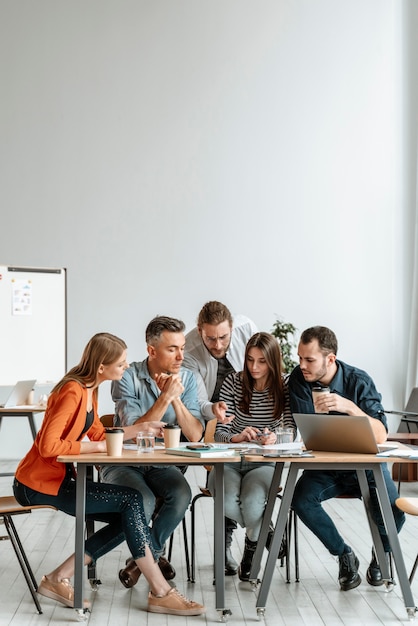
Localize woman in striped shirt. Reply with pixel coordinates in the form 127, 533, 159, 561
208, 332, 294, 581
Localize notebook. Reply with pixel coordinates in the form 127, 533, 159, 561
293, 412, 385, 454
0, 380, 37, 408
165, 446, 237, 458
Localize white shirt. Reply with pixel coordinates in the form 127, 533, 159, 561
183, 314, 258, 420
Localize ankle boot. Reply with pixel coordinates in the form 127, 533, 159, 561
238, 536, 257, 582
225, 521, 238, 575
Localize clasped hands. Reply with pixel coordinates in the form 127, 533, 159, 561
155, 373, 184, 402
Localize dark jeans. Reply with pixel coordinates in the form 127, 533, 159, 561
13, 476, 157, 564
100, 464, 191, 556
292, 465, 405, 555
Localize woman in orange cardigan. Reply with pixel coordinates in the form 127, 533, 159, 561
13, 332, 204, 617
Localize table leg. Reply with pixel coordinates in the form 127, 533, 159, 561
0, 412, 38, 477
27, 413, 37, 440
256, 464, 299, 613
250, 462, 284, 581
356, 469, 391, 581
74, 464, 87, 613
213, 462, 230, 619
372, 464, 416, 617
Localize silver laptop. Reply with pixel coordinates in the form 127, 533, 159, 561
0, 379, 37, 408
293, 412, 380, 454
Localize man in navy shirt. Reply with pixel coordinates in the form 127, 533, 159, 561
288, 326, 404, 591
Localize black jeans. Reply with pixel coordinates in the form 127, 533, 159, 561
13, 476, 157, 563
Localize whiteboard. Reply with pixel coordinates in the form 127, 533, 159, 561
0, 265, 67, 385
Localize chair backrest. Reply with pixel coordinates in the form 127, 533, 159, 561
100, 414, 115, 428
204, 418, 217, 443
406, 388, 418, 413
202, 418, 217, 473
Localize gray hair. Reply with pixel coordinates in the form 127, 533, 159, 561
145, 316, 186, 346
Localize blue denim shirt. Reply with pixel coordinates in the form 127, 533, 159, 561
288, 359, 388, 430
111, 358, 203, 431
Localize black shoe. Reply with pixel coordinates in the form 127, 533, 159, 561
265, 524, 287, 560
238, 537, 257, 582
366, 549, 384, 586
157, 556, 176, 580
338, 550, 361, 591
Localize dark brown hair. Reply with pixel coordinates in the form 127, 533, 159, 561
300, 326, 338, 355
240, 332, 285, 418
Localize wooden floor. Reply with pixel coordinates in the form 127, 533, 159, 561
1, 459, 418, 626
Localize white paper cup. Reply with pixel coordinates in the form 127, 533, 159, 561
312, 386, 330, 413
163, 425, 181, 448
136, 431, 155, 453
105, 427, 124, 456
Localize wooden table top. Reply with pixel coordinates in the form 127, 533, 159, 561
57, 447, 241, 465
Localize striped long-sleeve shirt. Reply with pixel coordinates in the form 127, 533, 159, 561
214, 371, 294, 443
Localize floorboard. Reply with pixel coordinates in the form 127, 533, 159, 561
1, 459, 418, 625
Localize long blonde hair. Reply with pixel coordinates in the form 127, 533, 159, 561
52, 332, 127, 396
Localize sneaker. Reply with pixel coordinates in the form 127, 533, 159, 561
147, 588, 205, 616
38, 575, 91, 609
338, 550, 361, 591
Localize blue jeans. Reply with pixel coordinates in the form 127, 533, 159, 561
100, 464, 191, 556
13, 476, 157, 564
208, 459, 275, 542
292, 466, 405, 555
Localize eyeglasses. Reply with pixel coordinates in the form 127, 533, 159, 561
201, 333, 231, 345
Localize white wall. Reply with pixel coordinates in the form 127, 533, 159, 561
0, 0, 415, 458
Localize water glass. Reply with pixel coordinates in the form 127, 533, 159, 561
276, 427, 294, 444
136, 431, 155, 453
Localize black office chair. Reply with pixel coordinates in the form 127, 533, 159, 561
386, 388, 418, 433
385, 389, 418, 491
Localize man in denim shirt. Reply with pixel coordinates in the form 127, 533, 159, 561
289, 326, 405, 591
101, 316, 204, 586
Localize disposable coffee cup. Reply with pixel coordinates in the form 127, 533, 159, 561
136, 431, 155, 453
312, 386, 330, 413
276, 427, 294, 444
105, 427, 124, 456
163, 424, 181, 448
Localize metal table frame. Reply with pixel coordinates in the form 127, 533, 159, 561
0, 407, 45, 477
248, 454, 417, 621
57, 449, 240, 621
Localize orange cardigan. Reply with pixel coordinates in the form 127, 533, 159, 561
15, 381, 105, 495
